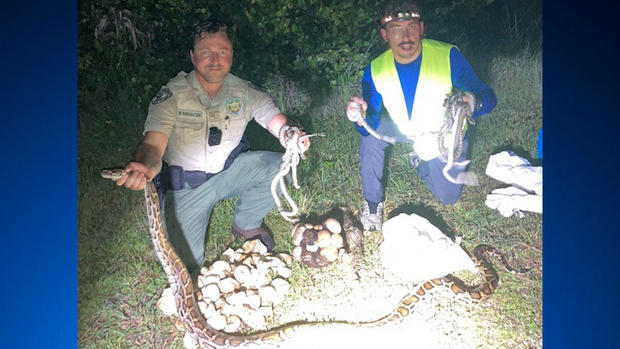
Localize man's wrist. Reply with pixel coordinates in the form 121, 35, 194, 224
464, 92, 483, 113
133, 143, 162, 174
278, 124, 301, 148
475, 93, 483, 112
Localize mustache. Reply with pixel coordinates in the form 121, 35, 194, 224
399, 41, 415, 47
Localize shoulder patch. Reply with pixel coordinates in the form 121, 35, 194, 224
151, 87, 173, 104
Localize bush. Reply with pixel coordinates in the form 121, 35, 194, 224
489, 49, 542, 108
262, 73, 311, 116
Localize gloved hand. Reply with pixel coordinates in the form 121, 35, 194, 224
346, 96, 367, 124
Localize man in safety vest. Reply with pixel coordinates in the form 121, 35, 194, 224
112, 20, 310, 275
347, 1, 496, 231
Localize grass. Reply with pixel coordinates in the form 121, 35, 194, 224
78, 46, 542, 348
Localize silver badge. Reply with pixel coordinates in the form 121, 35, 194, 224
151, 87, 173, 104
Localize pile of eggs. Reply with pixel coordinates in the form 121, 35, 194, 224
291, 218, 345, 268
157, 239, 293, 333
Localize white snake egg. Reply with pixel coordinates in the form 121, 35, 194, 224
292, 246, 302, 260
320, 246, 339, 262
330, 233, 344, 248
316, 229, 332, 248
291, 224, 304, 244
324, 218, 342, 234
232, 264, 251, 284
292, 228, 304, 246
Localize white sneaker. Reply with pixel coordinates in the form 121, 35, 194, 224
408, 151, 421, 168
360, 201, 383, 231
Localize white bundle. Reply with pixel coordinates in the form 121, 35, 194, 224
380, 213, 476, 283
484, 151, 542, 217
485, 151, 542, 195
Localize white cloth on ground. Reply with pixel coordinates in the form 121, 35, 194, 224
484, 151, 542, 217
485, 186, 542, 218
485, 151, 542, 195
380, 213, 477, 283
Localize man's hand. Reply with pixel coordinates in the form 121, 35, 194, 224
267, 113, 311, 152
298, 130, 311, 153
115, 162, 158, 191
462, 92, 476, 114
346, 96, 367, 126
116, 131, 167, 191
279, 125, 311, 152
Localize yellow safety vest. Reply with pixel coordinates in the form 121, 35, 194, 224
370, 39, 455, 160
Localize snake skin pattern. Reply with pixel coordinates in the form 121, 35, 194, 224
101, 169, 515, 348
439, 88, 475, 161
340, 207, 364, 272
438, 88, 479, 185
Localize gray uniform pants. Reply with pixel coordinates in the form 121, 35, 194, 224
360, 118, 469, 206
163, 151, 282, 274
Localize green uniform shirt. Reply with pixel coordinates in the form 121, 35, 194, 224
145, 71, 280, 173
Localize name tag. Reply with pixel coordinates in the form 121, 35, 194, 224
208, 110, 222, 121
178, 109, 202, 118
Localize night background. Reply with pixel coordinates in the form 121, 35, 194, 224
2, 0, 582, 348
76, 0, 547, 348
3, 0, 620, 348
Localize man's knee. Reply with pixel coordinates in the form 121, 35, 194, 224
430, 180, 462, 205
237, 151, 282, 180
257, 151, 282, 169
417, 160, 462, 205
437, 191, 460, 205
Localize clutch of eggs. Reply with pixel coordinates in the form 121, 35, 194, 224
156, 239, 294, 334
291, 217, 345, 265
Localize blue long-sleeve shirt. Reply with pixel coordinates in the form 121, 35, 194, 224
355, 47, 497, 136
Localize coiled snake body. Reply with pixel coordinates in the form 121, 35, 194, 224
101, 169, 517, 348
438, 89, 478, 185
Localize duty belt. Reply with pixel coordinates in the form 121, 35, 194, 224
153, 137, 250, 204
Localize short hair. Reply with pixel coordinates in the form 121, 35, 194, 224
381, 1, 422, 26
191, 20, 231, 46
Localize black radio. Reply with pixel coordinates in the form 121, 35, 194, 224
208, 126, 222, 146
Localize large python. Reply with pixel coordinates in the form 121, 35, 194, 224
101, 168, 519, 348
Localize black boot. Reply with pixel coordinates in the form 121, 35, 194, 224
231, 222, 275, 251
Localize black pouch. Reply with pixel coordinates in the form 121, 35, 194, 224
151, 162, 169, 208
162, 135, 250, 192
167, 165, 208, 190
208, 127, 222, 146
166, 165, 185, 190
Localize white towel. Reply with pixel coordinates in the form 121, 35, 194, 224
485, 151, 542, 195
484, 151, 543, 217
485, 186, 542, 217
380, 213, 477, 283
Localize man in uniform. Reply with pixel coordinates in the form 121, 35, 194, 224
114, 20, 310, 275
347, 1, 496, 231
